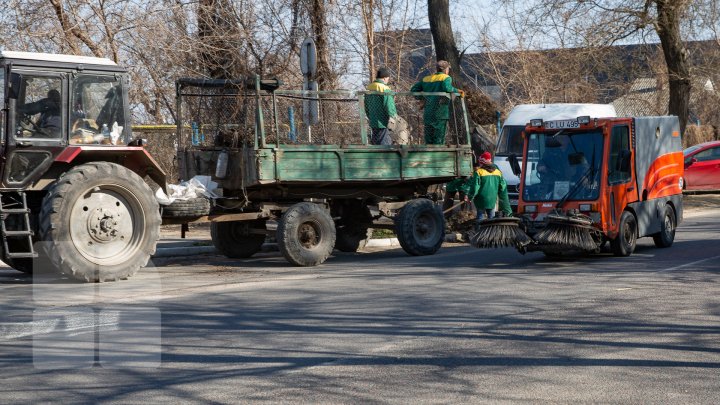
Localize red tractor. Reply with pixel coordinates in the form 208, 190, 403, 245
1, 51, 164, 281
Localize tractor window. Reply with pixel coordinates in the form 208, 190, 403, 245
70, 75, 126, 145
608, 125, 631, 184
15, 75, 64, 139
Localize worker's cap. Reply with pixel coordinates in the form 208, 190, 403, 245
478, 151, 492, 165
436, 60, 450, 71
376, 67, 392, 79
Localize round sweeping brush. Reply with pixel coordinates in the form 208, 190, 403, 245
469, 217, 533, 249
533, 214, 597, 251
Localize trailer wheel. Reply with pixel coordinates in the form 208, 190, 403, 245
395, 198, 444, 256
652, 205, 676, 248
333, 202, 372, 252
610, 211, 637, 257
211, 220, 266, 258
335, 227, 372, 252
277, 202, 335, 266
38, 162, 161, 282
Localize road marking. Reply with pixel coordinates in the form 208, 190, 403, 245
1, 311, 121, 341
657, 254, 720, 273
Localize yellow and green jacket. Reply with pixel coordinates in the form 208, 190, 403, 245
365, 80, 397, 129
410, 73, 459, 122
447, 164, 512, 214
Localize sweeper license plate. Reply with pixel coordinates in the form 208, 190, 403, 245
545, 119, 580, 129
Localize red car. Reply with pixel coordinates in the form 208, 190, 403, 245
684, 140, 720, 191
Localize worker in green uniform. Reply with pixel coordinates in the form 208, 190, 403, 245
364, 67, 397, 145
410, 60, 464, 144
447, 151, 511, 220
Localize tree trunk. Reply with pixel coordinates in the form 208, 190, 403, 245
309, 0, 335, 89
361, 0, 376, 81
427, 0, 499, 144
656, 0, 691, 134
427, 0, 462, 86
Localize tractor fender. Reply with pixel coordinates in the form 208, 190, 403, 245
30, 146, 167, 192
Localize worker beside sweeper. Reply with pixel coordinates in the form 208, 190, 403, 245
446, 151, 512, 221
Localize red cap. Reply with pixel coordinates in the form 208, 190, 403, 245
479, 152, 492, 161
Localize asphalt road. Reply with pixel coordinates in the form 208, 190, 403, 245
0, 207, 719, 403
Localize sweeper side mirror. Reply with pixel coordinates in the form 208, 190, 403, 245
508, 153, 521, 176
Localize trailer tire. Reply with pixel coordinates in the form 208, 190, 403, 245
38, 162, 161, 282
335, 227, 372, 252
162, 197, 211, 218
333, 202, 372, 252
611, 211, 637, 257
395, 198, 444, 256
652, 205, 676, 248
211, 220, 267, 258
277, 202, 335, 266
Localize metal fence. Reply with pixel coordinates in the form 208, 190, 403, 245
176, 80, 470, 149
177, 85, 257, 149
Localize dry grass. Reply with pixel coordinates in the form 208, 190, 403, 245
684, 124, 718, 148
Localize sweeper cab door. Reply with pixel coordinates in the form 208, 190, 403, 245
603, 121, 638, 237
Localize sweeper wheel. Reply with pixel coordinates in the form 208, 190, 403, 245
611, 211, 637, 257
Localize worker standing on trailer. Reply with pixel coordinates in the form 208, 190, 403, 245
410, 60, 463, 144
459, 152, 512, 220
365, 67, 397, 145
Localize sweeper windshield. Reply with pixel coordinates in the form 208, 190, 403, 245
522, 130, 603, 202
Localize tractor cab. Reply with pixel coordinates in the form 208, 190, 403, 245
1, 51, 133, 188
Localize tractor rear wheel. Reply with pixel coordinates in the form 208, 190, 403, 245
39, 162, 161, 282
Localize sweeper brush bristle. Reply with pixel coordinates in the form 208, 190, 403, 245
533, 215, 597, 251
469, 217, 532, 249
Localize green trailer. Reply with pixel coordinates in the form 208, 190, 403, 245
172, 77, 473, 266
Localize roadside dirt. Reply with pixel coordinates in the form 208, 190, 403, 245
683, 193, 720, 211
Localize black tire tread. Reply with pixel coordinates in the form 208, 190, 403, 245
163, 197, 211, 218
652, 204, 676, 248
277, 202, 335, 266
610, 211, 637, 257
395, 198, 444, 256
211, 220, 266, 258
